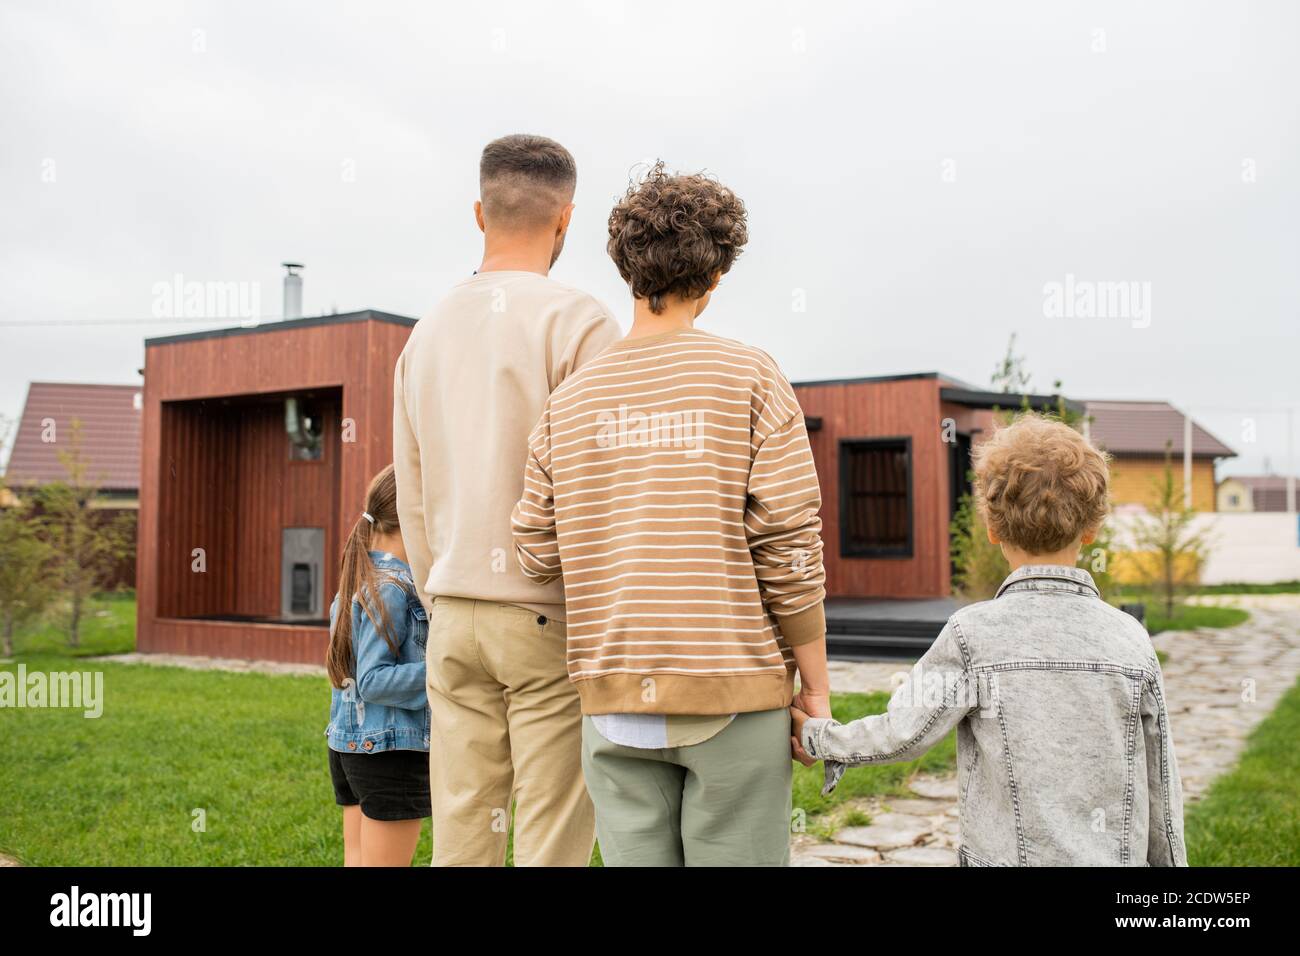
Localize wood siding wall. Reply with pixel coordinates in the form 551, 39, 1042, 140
794, 378, 950, 599
155, 400, 240, 619
1109, 455, 1218, 512
137, 318, 412, 663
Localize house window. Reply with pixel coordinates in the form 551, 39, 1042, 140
839, 437, 913, 557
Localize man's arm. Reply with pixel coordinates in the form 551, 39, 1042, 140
551, 303, 621, 387
511, 408, 561, 584
393, 350, 435, 613
1142, 661, 1188, 866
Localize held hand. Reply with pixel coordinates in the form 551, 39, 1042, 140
793, 689, 832, 720
789, 705, 816, 766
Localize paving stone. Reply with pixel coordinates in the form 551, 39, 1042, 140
907, 777, 959, 800
835, 822, 929, 849
799, 843, 883, 864
884, 798, 951, 816
885, 845, 961, 866
869, 812, 934, 830
789, 851, 839, 867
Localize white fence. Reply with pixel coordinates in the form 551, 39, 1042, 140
1109, 509, 1300, 585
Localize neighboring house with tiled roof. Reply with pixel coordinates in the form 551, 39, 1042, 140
4, 382, 142, 506
1084, 400, 1236, 512
1217, 474, 1299, 513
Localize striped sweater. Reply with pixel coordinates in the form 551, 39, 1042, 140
511, 327, 826, 716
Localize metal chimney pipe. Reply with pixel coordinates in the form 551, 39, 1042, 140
282, 262, 304, 319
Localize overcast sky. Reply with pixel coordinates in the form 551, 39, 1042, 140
2, 0, 1296, 475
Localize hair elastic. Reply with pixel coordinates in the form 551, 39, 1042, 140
361, 512, 375, 526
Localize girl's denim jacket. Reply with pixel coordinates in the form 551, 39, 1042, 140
325, 552, 430, 754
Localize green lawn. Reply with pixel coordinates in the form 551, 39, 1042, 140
1145, 604, 1249, 636
7, 590, 137, 658
1, 593, 953, 865
1190, 581, 1300, 595
0, 653, 418, 866
2, 592, 1287, 866
1, 594, 422, 866
1185, 676, 1300, 866
0, 646, 949, 865
1117, 581, 1300, 598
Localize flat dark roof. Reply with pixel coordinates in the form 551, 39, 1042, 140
144, 309, 417, 347
792, 371, 943, 388
940, 386, 1085, 416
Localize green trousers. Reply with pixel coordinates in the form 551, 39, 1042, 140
581, 707, 793, 866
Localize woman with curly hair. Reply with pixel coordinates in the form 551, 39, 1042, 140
511, 163, 831, 866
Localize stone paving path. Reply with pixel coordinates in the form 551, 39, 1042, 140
792, 594, 1300, 867
94, 651, 327, 678
1156, 594, 1300, 797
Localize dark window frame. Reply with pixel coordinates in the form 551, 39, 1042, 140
838, 436, 914, 558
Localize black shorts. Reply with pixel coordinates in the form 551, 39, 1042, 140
329, 748, 431, 821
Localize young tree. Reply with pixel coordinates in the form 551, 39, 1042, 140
35, 421, 133, 648
0, 492, 57, 657
1127, 445, 1212, 618
949, 491, 1009, 601
990, 332, 1032, 395
0, 412, 57, 656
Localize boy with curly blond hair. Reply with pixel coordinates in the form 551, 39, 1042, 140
512, 163, 831, 866
793, 413, 1187, 866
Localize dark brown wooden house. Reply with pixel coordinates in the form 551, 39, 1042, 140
793, 373, 1080, 623
136, 331, 1076, 664
136, 310, 415, 664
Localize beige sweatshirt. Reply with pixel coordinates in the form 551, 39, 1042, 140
394, 270, 622, 621
512, 327, 827, 715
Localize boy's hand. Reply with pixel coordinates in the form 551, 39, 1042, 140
790, 705, 816, 766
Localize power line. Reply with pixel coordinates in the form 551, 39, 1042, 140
0, 313, 318, 328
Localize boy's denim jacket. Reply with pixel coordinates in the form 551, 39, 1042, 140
802, 566, 1187, 866
325, 552, 431, 754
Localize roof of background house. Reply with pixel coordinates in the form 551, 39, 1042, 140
1226, 474, 1298, 512
4, 382, 142, 491
144, 308, 416, 347
1084, 400, 1236, 458
791, 371, 1083, 415
792, 370, 947, 388
1231, 475, 1298, 490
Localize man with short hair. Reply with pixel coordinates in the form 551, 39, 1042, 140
393, 134, 620, 866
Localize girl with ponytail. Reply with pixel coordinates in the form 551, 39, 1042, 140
325, 464, 431, 866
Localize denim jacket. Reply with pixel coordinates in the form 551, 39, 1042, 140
802, 566, 1187, 866
325, 552, 431, 754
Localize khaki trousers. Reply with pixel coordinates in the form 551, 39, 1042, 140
425, 596, 595, 866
